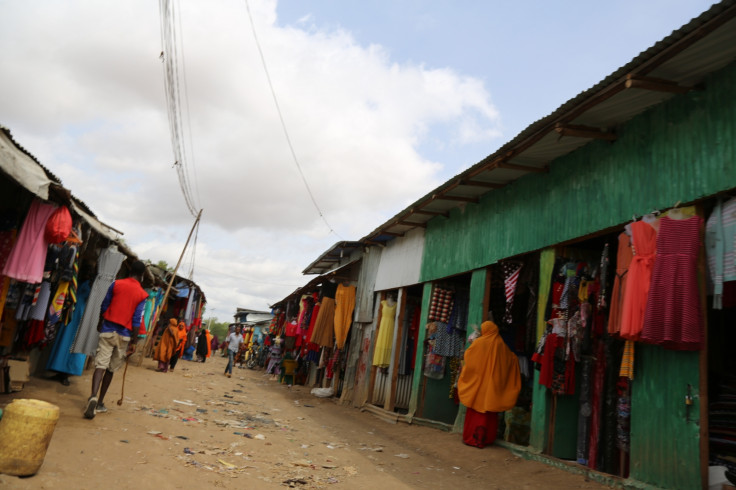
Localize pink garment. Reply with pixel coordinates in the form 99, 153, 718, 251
2, 200, 57, 283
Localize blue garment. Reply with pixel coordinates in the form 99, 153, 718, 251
47, 281, 91, 376
182, 345, 195, 361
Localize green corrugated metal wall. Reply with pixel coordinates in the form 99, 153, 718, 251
418, 59, 736, 489
630, 346, 701, 489
421, 61, 736, 282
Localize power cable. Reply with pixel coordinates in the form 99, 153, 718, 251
243, 0, 342, 239
159, 0, 200, 218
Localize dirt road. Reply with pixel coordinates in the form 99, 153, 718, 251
0, 356, 607, 489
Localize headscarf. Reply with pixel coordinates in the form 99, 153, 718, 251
457, 321, 521, 413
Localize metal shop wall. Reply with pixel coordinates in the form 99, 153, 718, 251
415, 58, 736, 490
420, 60, 736, 283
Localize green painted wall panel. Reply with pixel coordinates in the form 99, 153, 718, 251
452, 268, 490, 432
630, 345, 700, 489
409, 282, 433, 417
421, 61, 736, 283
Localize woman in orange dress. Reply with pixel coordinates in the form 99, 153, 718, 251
154, 318, 179, 372
457, 321, 521, 448
169, 321, 187, 371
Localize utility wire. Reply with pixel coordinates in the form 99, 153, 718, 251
159, 0, 200, 218
243, 0, 342, 239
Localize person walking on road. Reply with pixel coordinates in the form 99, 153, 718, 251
169, 321, 187, 371
153, 318, 180, 372
224, 325, 244, 378
84, 260, 148, 419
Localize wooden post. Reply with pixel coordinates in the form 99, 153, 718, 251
139, 209, 202, 364
386, 288, 406, 412
697, 205, 709, 490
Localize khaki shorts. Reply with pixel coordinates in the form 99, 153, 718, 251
95, 332, 130, 372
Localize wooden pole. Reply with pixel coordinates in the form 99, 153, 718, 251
139, 209, 203, 364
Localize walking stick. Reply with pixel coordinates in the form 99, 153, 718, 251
117, 358, 129, 406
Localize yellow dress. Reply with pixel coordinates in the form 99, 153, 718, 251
372, 300, 397, 367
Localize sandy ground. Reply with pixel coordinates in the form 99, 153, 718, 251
0, 356, 609, 489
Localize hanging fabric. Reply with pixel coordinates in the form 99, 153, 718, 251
502, 261, 523, 325
619, 221, 657, 341
333, 284, 356, 349
71, 245, 125, 355
372, 299, 396, 367
641, 215, 704, 350
2, 199, 57, 284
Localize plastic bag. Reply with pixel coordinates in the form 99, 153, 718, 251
310, 387, 334, 398
45, 206, 72, 244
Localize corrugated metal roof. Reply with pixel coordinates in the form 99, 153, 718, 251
361, 0, 736, 243
302, 241, 364, 275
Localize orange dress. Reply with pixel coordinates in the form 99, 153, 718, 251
619, 221, 658, 341
608, 233, 633, 335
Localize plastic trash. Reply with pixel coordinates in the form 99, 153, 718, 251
310, 387, 334, 398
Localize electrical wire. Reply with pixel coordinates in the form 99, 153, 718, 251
159, 0, 200, 218
243, 0, 342, 239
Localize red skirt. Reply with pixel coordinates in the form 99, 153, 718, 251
463, 408, 498, 448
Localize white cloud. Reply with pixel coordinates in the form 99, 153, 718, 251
0, 0, 502, 319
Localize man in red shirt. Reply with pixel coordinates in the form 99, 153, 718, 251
84, 260, 148, 419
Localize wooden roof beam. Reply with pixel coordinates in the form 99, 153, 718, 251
459, 179, 505, 189
624, 74, 695, 94
398, 221, 426, 228
555, 123, 617, 141
409, 208, 449, 217
495, 162, 548, 174
433, 194, 479, 203
380, 230, 405, 237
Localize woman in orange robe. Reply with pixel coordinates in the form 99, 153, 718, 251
168, 321, 187, 372
457, 321, 521, 448
154, 318, 179, 372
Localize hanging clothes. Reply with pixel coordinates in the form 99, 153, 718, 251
608, 233, 633, 335
705, 197, 736, 309
333, 284, 356, 349
619, 341, 635, 379
71, 246, 125, 355
502, 261, 523, 325
641, 215, 704, 350
1, 199, 57, 284
47, 280, 91, 376
372, 299, 397, 367
310, 282, 338, 348
619, 221, 657, 341
24, 280, 52, 348
428, 287, 454, 323
44, 279, 70, 344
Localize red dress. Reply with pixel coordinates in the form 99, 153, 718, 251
463, 408, 498, 448
641, 216, 704, 350
619, 221, 657, 341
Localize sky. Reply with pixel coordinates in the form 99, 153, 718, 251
0, 0, 718, 322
